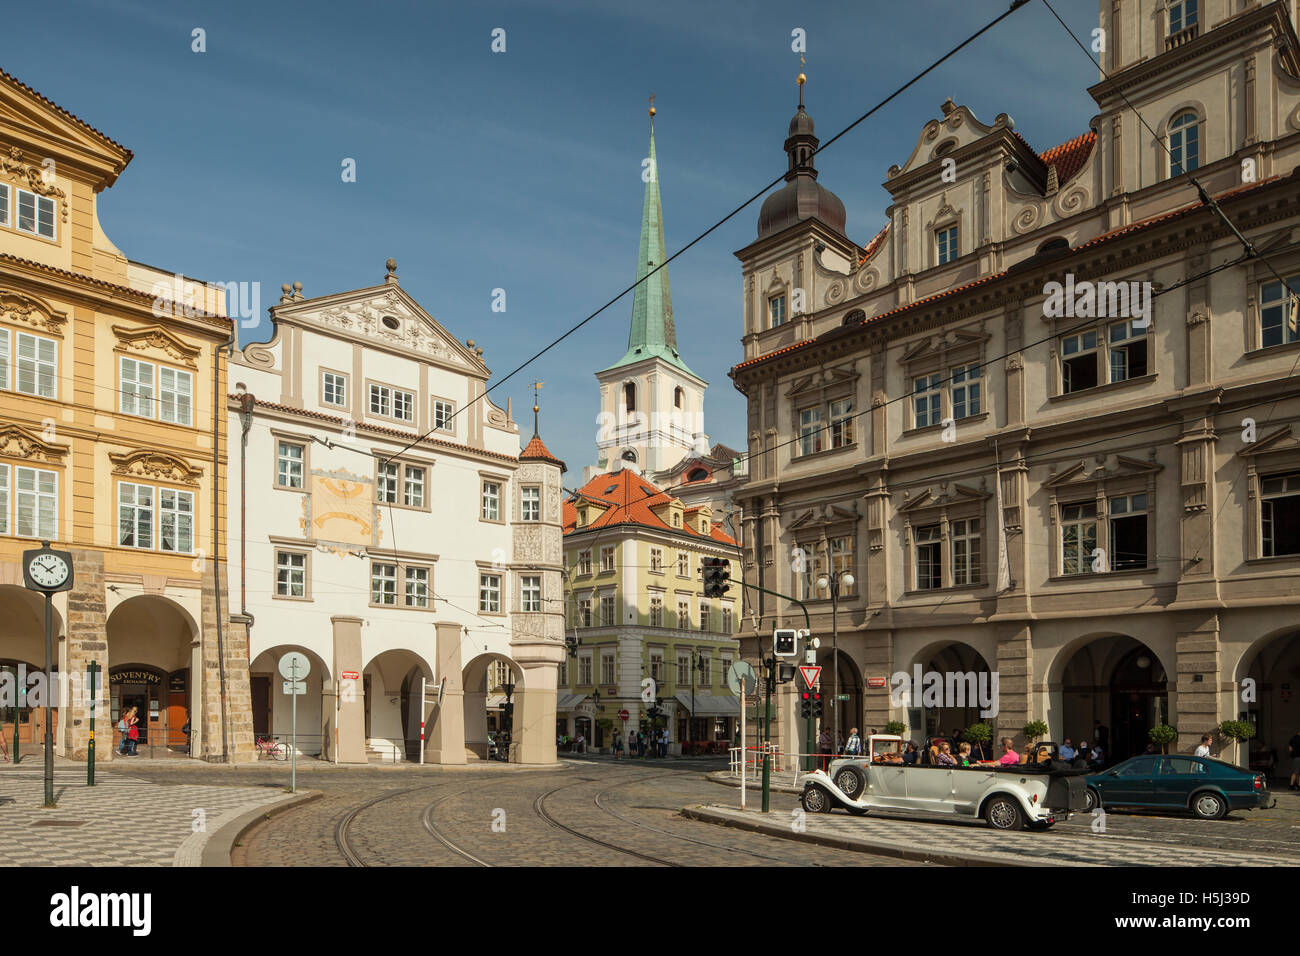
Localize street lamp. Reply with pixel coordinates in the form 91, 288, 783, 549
816, 569, 855, 749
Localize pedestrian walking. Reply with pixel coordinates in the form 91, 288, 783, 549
842, 727, 862, 757
127, 708, 140, 755
612, 731, 622, 758
1194, 735, 1213, 758
818, 728, 832, 771
1288, 729, 1300, 790
659, 729, 669, 758
636, 731, 645, 757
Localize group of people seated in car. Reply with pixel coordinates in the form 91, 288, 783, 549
867, 736, 1066, 768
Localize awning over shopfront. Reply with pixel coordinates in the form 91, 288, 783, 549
674, 692, 740, 716
556, 693, 590, 712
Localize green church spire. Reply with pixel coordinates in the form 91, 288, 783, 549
602, 110, 696, 377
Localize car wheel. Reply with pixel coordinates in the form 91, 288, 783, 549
984, 795, 1024, 831
1083, 787, 1101, 812
802, 786, 832, 814
833, 765, 867, 800
1191, 791, 1227, 820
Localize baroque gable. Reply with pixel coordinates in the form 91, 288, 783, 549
1237, 425, 1300, 458
112, 324, 202, 368
785, 363, 859, 399
108, 449, 204, 486
787, 501, 859, 532
898, 481, 989, 514
0, 289, 66, 336
1044, 454, 1163, 489
0, 422, 68, 463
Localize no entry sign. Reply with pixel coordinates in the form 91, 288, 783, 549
618, 709, 630, 721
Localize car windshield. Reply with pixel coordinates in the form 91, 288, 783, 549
870, 739, 903, 762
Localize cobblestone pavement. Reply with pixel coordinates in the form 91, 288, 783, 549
0, 767, 297, 866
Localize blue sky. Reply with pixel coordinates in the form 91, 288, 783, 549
6, 0, 1098, 475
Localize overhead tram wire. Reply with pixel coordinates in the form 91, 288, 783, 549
373, 0, 1037, 471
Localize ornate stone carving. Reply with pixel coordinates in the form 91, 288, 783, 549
241, 343, 275, 369
853, 268, 879, 294
0, 146, 69, 223
108, 449, 204, 485
824, 278, 846, 305
1012, 204, 1041, 235
112, 324, 201, 368
0, 423, 68, 462
0, 291, 66, 336
1054, 184, 1089, 218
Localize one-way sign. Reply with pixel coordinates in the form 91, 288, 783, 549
798, 665, 821, 688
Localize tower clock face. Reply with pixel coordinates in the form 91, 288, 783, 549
28, 553, 70, 589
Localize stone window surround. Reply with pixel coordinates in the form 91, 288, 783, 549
479, 470, 508, 524
431, 394, 456, 434
928, 207, 964, 270
788, 365, 860, 460
1242, 436, 1300, 564
271, 428, 311, 491
1042, 306, 1158, 400
269, 535, 313, 601
474, 560, 506, 616
901, 501, 986, 594
793, 524, 859, 602
365, 377, 416, 425
649, 545, 665, 575
367, 556, 435, 611
1243, 255, 1300, 354
520, 483, 542, 523
899, 324, 987, 434
320, 366, 349, 409
518, 571, 543, 613
1155, 101, 1207, 179
372, 449, 434, 512
1046, 471, 1158, 580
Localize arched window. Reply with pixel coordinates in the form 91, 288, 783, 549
1168, 111, 1200, 177
1037, 237, 1070, 254
623, 382, 636, 413
674, 386, 684, 409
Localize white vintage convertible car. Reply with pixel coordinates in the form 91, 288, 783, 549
801, 735, 1089, 830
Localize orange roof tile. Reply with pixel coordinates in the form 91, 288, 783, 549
520, 435, 566, 470
563, 470, 739, 546
1039, 131, 1096, 185
857, 224, 890, 265
0, 68, 132, 158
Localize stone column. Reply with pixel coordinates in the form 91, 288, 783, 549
425, 620, 466, 765
224, 613, 256, 763
1175, 612, 1220, 754
331, 615, 367, 764
861, 627, 893, 732
64, 549, 108, 761
514, 657, 561, 764
995, 624, 1034, 750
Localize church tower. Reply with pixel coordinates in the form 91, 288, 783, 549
591, 104, 708, 479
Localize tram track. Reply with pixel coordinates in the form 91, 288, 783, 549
532, 771, 686, 866
334, 784, 436, 867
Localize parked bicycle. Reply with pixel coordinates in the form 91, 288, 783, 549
255, 735, 288, 761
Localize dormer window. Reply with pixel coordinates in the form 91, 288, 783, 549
1168, 0, 1197, 35
936, 225, 959, 265
769, 294, 787, 328
1168, 111, 1200, 177
16, 189, 56, 240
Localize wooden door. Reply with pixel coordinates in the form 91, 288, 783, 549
165, 670, 188, 748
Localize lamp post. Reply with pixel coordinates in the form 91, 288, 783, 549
502, 676, 515, 761
815, 569, 855, 748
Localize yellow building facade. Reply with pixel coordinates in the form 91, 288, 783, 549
0, 69, 252, 760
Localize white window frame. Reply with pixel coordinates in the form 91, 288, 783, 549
1060, 501, 1099, 575
0, 464, 8, 535
117, 481, 153, 550
915, 524, 942, 590
275, 550, 307, 598
649, 547, 664, 573
1060, 330, 1100, 394
1108, 493, 1149, 570
158, 365, 193, 425
479, 573, 502, 613
522, 486, 541, 522
15, 466, 57, 540
1259, 275, 1300, 349
1168, 0, 1197, 35
15, 188, 56, 240
16, 332, 57, 400
371, 562, 398, 606
1261, 473, 1300, 558
950, 363, 981, 420
120, 356, 154, 417
276, 441, 305, 489
577, 549, 592, 576
376, 460, 399, 503
520, 575, 542, 613
321, 370, 347, 407
936, 225, 959, 265
1168, 111, 1200, 177
769, 294, 787, 328
798, 406, 823, 456
829, 398, 854, 449
158, 487, 195, 554
0, 183, 9, 228
1108, 320, 1148, 383
950, 518, 981, 586
481, 480, 501, 520
913, 373, 942, 428
432, 399, 455, 432
403, 465, 425, 508
599, 545, 616, 573
404, 565, 430, 608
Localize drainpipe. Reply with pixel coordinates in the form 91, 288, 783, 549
236, 389, 254, 616
213, 329, 235, 761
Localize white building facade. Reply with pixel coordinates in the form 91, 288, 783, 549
227, 260, 564, 764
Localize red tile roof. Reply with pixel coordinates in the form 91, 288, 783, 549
1040, 131, 1096, 186
732, 172, 1287, 376
0, 67, 132, 158
520, 435, 566, 470
563, 469, 739, 546
857, 224, 890, 265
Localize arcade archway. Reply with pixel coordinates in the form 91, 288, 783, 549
1055, 634, 1169, 763
909, 641, 996, 746
815, 646, 862, 748
0, 585, 61, 751
107, 594, 196, 753
1235, 629, 1300, 774
249, 645, 330, 756
463, 653, 524, 761
363, 648, 433, 761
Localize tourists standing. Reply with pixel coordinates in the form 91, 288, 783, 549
843, 727, 862, 757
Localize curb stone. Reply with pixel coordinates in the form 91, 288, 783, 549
196, 790, 324, 867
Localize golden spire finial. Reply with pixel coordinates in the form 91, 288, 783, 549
797, 53, 806, 107
531, 380, 544, 436
648, 92, 656, 119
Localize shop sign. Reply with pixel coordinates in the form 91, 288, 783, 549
866, 677, 887, 688
110, 670, 162, 685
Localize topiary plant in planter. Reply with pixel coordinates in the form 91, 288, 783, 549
883, 720, 906, 737
1218, 719, 1255, 766
965, 722, 993, 760
1023, 721, 1049, 750
1148, 723, 1177, 754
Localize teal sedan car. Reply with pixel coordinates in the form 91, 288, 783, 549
1083, 754, 1275, 819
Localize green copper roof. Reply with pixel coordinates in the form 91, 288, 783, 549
601, 123, 696, 377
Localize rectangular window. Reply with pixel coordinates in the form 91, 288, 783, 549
479, 573, 502, 612
676, 551, 689, 577
322, 371, 347, 407
481, 480, 500, 520
951, 518, 981, 586
677, 600, 691, 629
798, 406, 823, 456
1108, 321, 1148, 383
699, 602, 711, 632
599, 594, 616, 626
0, 464, 8, 535
371, 562, 398, 605
578, 655, 593, 686
376, 461, 398, 503
915, 524, 942, 590
649, 547, 663, 573
649, 651, 664, 682
0, 329, 8, 390
1061, 330, 1099, 393
698, 654, 712, 686
369, 383, 391, 418
600, 545, 616, 572
951, 363, 981, 419
600, 653, 616, 685
1168, 0, 1197, 33
577, 597, 592, 627
158, 366, 193, 425
277, 441, 305, 489
158, 488, 194, 553
522, 486, 541, 522
16, 333, 56, 399
577, 550, 592, 576
936, 226, 959, 265
432, 399, 454, 432
16, 189, 55, 239
1259, 275, 1300, 348
722, 606, 733, 632
1261, 473, 1300, 557
120, 357, 154, 417
1109, 493, 1148, 570
829, 398, 854, 448
276, 551, 306, 597
913, 374, 941, 428
769, 295, 786, 328
649, 595, 664, 626
117, 482, 153, 549
830, 535, 855, 594
405, 566, 430, 608
403, 466, 425, 508
392, 389, 414, 422
16, 467, 57, 539
0, 184, 8, 227
1061, 501, 1099, 574
521, 575, 541, 612
677, 655, 691, 685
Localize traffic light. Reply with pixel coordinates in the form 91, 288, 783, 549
702, 557, 731, 598
773, 628, 798, 657
811, 692, 823, 719
800, 691, 812, 719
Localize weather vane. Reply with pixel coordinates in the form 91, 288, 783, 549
531, 380, 544, 435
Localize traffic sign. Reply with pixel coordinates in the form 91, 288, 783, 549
278, 652, 311, 680
282, 680, 306, 695
341, 670, 360, 681
726, 660, 757, 695
836, 694, 850, 701
618, 709, 630, 722
867, 677, 887, 688
773, 629, 799, 658
798, 665, 821, 688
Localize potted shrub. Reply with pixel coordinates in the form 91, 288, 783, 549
1218, 719, 1255, 767
883, 720, 906, 737
1023, 720, 1049, 750
965, 722, 993, 760
1147, 723, 1177, 754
